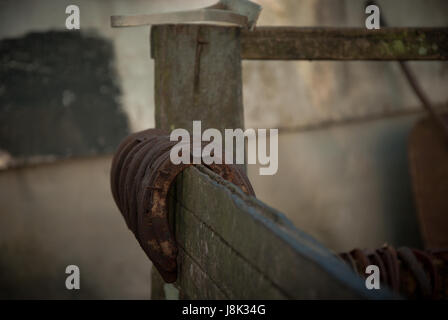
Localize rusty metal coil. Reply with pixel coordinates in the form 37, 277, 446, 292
110, 128, 255, 283
339, 245, 448, 299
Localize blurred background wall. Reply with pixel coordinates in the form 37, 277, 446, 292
0, 0, 447, 298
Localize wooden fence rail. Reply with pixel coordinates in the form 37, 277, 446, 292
241, 27, 448, 60
152, 165, 394, 299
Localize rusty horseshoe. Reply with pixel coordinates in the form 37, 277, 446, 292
110, 128, 255, 283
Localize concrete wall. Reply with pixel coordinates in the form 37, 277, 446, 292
0, 0, 447, 298
0, 156, 150, 299
0, 0, 212, 133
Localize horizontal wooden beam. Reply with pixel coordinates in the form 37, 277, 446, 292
241, 27, 448, 60
155, 166, 396, 299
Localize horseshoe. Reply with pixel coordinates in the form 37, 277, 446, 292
110, 128, 255, 282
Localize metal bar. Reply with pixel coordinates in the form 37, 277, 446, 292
111, 9, 248, 28
241, 27, 448, 60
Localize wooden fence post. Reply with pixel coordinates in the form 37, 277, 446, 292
151, 24, 244, 132
150, 24, 244, 299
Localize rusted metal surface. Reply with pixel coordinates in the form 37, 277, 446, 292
241, 27, 448, 60
340, 245, 448, 299
110, 128, 255, 283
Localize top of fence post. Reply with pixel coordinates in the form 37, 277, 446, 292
151, 24, 244, 133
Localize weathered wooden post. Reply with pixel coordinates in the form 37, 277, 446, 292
151, 25, 244, 133
150, 24, 245, 299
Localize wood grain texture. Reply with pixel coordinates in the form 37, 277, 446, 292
241, 27, 448, 60
151, 24, 244, 132
170, 166, 395, 299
